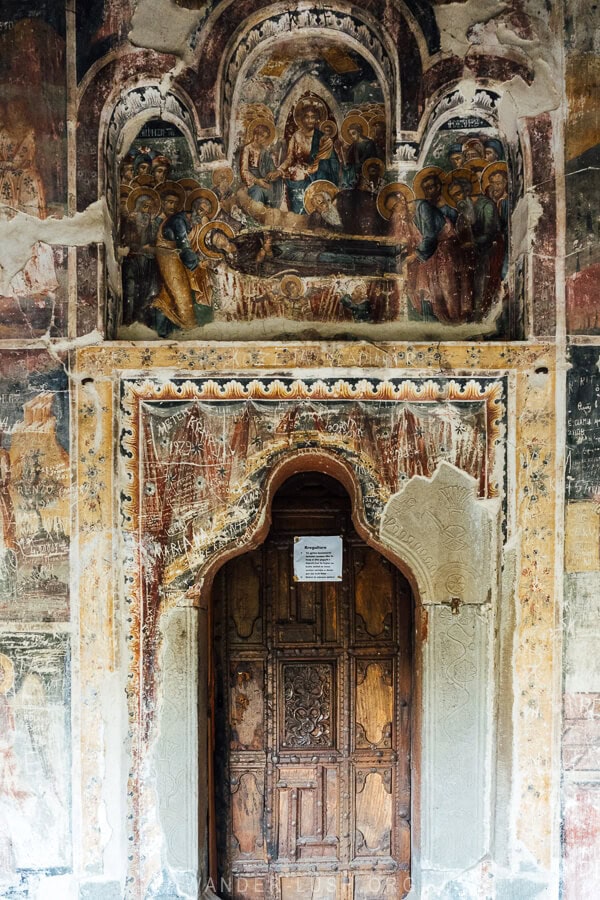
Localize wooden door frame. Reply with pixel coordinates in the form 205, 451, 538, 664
200, 450, 422, 897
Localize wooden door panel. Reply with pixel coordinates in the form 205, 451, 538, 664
276, 765, 340, 861
280, 875, 338, 899
280, 661, 336, 751
355, 659, 394, 750
353, 768, 393, 859
213, 475, 412, 898
229, 660, 265, 751
228, 552, 262, 644
353, 873, 406, 899
354, 548, 394, 642
230, 770, 266, 860
271, 545, 321, 644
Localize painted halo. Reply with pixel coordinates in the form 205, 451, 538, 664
462, 137, 486, 156
126, 186, 161, 217
368, 115, 386, 138
194, 220, 236, 259
156, 180, 186, 211
377, 182, 415, 220
361, 157, 385, 181
0, 653, 15, 695
130, 173, 155, 188
412, 165, 446, 200
293, 96, 328, 127
212, 167, 235, 188
178, 178, 202, 192
464, 157, 487, 183
279, 274, 305, 299
245, 116, 276, 145
341, 114, 370, 144
185, 187, 220, 219
443, 167, 481, 207
481, 160, 509, 194
320, 119, 338, 138
152, 155, 171, 170
303, 179, 339, 215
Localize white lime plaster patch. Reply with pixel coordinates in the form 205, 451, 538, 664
434, 0, 510, 57
500, 68, 559, 120
511, 191, 544, 259
0, 201, 112, 295
129, 0, 206, 64
118, 315, 501, 343
435, 0, 561, 119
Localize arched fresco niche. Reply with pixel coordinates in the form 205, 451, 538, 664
406, 86, 523, 338
108, 85, 205, 333
113, 60, 523, 342
117, 118, 199, 330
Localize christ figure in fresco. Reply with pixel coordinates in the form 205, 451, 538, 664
277, 97, 340, 213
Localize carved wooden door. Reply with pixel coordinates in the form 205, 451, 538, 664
212, 474, 412, 899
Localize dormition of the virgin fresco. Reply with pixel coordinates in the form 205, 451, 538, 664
116, 39, 517, 342
0, 5, 68, 338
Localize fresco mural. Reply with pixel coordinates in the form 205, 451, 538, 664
0, 356, 70, 621
116, 42, 513, 339
565, 40, 600, 334
119, 375, 505, 692
0, 5, 68, 337
0, 632, 70, 886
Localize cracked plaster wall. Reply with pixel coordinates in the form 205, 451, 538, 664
0, 0, 596, 898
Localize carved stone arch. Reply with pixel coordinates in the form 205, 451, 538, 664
191, 0, 441, 69
416, 84, 502, 153
76, 50, 177, 211
217, 4, 401, 155
153, 448, 421, 605
195, 448, 422, 600
169, 448, 422, 897
118, 374, 508, 894
415, 80, 527, 188
185, 0, 430, 136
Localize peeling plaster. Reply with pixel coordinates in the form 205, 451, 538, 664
129, 0, 207, 64
511, 191, 544, 259
118, 315, 501, 343
501, 68, 559, 122
434, 0, 510, 57
435, 0, 561, 119
0, 201, 114, 295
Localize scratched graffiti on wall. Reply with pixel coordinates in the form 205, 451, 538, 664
0, 359, 69, 621
119, 376, 505, 692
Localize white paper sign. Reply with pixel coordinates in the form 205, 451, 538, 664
293, 536, 343, 582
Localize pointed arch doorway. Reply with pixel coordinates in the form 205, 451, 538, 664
210, 471, 413, 899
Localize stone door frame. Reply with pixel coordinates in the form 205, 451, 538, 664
71, 347, 558, 898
